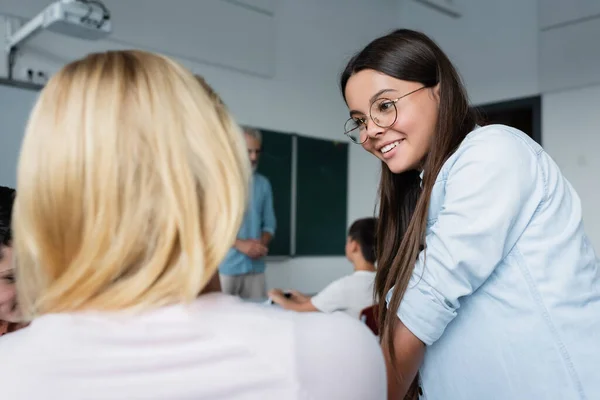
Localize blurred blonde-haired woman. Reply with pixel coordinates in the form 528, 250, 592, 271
0, 51, 385, 399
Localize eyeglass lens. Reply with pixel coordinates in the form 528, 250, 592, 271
344, 99, 397, 144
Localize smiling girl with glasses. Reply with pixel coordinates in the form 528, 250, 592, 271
341, 29, 600, 400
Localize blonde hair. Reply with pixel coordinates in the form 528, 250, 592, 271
195, 75, 225, 109
194, 75, 237, 135
14, 50, 250, 317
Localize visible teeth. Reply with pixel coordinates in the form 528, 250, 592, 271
381, 141, 400, 153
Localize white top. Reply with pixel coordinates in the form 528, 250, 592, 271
311, 270, 376, 318
0, 293, 386, 400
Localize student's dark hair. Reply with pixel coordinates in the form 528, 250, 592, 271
348, 217, 377, 264
0, 186, 16, 246
340, 29, 479, 373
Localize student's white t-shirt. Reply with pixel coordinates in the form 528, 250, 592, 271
0, 293, 385, 400
311, 270, 376, 319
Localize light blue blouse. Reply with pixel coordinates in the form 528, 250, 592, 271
388, 125, 600, 399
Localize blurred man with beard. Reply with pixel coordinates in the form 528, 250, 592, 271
219, 128, 276, 299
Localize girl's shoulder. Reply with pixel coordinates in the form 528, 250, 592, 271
438, 124, 544, 182
462, 124, 543, 158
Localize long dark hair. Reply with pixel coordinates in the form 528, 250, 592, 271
340, 28, 478, 382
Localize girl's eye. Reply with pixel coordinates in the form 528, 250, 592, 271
348, 118, 367, 131
378, 101, 394, 112
2, 272, 14, 284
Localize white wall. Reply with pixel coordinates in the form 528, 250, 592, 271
543, 85, 600, 248
0, 0, 388, 293
539, 10, 600, 93
538, 0, 600, 249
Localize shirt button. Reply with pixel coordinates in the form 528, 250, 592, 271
418, 386, 424, 396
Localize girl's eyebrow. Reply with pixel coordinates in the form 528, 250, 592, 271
369, 88, 396, 103
0, 261, 13, 275
349, 88, 397, 116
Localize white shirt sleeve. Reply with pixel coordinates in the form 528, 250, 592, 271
294, 313, 387, 399
310, 277, 348, 313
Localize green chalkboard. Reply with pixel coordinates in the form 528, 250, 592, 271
295, 136, 348, 255
256, 130, 293, 256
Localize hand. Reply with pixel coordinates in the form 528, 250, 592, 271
268, 288, 285, 298
268, 289, 287, 305
260, 232, 273, 246
288, 290, 309, 303
235, 239, 268, 259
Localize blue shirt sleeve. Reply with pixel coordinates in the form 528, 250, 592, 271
391, 130, 545, 345
261, 178, 276, 236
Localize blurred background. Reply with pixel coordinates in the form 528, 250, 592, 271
0, 0, 597, 294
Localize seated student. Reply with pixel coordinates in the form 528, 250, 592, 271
269, 217, 377, 318
0, 186, 23, 336
0, 50, 386, 400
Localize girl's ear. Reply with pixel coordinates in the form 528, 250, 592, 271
433, 83, 441, 101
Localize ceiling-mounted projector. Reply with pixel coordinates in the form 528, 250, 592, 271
6, 0, 112, 51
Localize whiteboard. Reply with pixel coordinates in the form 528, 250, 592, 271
0, 80, 40, 188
